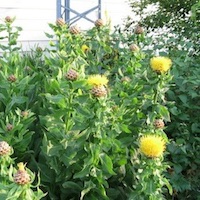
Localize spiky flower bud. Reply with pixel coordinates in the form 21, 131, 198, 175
69, 25, 80, 34
129, 44, 140, 52
65, 69, 78, 81
56, 18, 65, 26
134, 25, 144, 34
95, 19, 104, 27
13, 163, 30, 185
0, 141, 11, 156
91, 85, 107, 97
153, 119, 165, 129
6, 123, 13, 131
7, 75, 17, 82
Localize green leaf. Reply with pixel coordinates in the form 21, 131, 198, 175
99, 153, 116, 175
44, 32, 54, 38
62, 181, 82, 191
178, 94, 188, 104
156, 105, 171, 122
73, 165, 91, 179
45, 93, 66, 108
145, 179, 157, 194
71, 79, 87, 90
80, 181, 96, 200
16, 26, 23, 31
120, 124, 131, 133
6, 96, 27, 111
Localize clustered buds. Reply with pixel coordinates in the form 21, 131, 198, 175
95, 19, 104, 27
7, 74, 17, 82
65, 69, 78, 81
0, 141, 11, 156
69, 25, 80, 34
56, 18, 65, 26
153, 119, 165, 129
91, 85, 107, 97
13, 163, 30, 185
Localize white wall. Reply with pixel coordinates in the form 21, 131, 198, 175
0, 0, 133, 51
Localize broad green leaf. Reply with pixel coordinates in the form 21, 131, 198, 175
62, 181, 82, 191
73, 165, 91, 179
99, 153, 116, 175
80, 181, 96, 200
156, 105, 170, 122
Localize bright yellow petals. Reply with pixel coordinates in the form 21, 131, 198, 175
150, 56, 172, 73
17, 162, 25, 171
81, 44, 89, 52
87, 74, 109, 86
139, 135, 166, 158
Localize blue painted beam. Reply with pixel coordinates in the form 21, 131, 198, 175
56, 0, 61, 18
56, 0, 102, 24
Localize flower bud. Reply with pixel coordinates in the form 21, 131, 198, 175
134, 25, 144, 34
21, 111, 29, 118
153, 119, 165, 129
0, 141, 11, 156
56, 18, 65, 26
129, 44, 140, 52
7, 75, 17, 82
65, 69, 78, 81
14, 163, 30, 185
121, 76, 131, 83
91, 85, 107, 97
5, 16, 13, 23
95, 19, 104, 27
70, 25, 80, 34
6, 124, 13, 131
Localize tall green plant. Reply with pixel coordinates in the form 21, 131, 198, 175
0, 17, 45, 199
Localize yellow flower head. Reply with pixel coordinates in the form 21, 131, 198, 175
150, 56, 172, 73
81, 44, 89, 52
87, 74, 109, 86
17, 162, 26, 171
139, 135, 166, 158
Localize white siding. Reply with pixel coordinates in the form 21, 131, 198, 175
0, 0, 133, 51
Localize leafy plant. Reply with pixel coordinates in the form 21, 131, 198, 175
3, 15, 198, 200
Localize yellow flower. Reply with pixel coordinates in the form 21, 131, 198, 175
139, 135, 166, 158
17, 162, 26, 171
81, 44, 89, 52
87, 74, 108, 86
150, 56, 172, 73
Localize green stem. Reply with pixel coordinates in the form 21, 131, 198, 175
7, 24, 12, 53
153, 75, 162, 104
65, 90, 74, 131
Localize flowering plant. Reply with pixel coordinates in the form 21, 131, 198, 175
0, 17, 177, 199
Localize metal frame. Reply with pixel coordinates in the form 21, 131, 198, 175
57, 0, 101, 25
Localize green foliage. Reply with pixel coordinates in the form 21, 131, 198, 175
137, 26, 200, 199
1, 15, 198, 200
166, 43, 200, 199
126, 0, 200, 48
